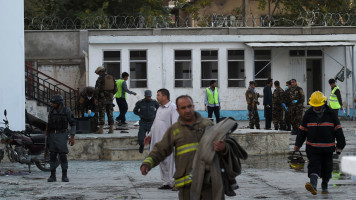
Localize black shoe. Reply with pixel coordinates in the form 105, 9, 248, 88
47, 176, 56, 182
121, 122, 128, 125
158, 185, 171, 190
321, 179, 329, 194
139, 145, 144, 153
62, 170, 69, 182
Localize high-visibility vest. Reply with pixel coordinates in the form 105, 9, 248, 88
329, 86, 341, 109
206, 87, 219, 104
115, 79, 127, 99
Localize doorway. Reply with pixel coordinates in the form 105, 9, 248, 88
306, 59, 323, 102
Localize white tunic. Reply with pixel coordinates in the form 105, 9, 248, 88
148, 101, 179, 186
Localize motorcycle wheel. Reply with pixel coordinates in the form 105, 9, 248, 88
35, 160, 51, 172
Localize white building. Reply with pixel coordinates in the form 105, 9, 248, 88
86, 28, 355, 120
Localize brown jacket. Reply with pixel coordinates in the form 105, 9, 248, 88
142, 112, 213, 188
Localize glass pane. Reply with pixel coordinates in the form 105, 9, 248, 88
307, 50, 322, 56
255, 80, 266, 87
130, 62, 147, 79
201, 62, 218, 79
175, 50, 191, 60
228, 50, 244, 60
201, 80, 211, 87
255, 61, 271, 79
104, 51, 120, 61
228, 61, 244, 78
255, 50, 271, 60
228, 80, 245, 87
175, 80, 192, 88
104, 63, 120, 79
130, 51, 146, 60
290, 50, 305, 57
130, 80, 147, 88
201, 50, 218, 60
175, 62, 191, 79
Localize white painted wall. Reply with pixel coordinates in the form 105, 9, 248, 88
88, 35, 356, 113
0, 1, 25, 130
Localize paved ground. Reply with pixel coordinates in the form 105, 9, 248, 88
1, 120, 356, 200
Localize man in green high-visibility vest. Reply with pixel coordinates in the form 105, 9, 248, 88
204, 80, 221, 123
328, 79, 343, 116
115, 72, 136, 126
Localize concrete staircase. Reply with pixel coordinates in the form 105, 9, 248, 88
26, 100, 48, 122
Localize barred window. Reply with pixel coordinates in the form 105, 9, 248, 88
130, 50, 147, 88
254, 50, 271, 87
175, 50, 192, 87
228, 50, 245, 87
201, 50, 218, 87
103, 51, 121, 79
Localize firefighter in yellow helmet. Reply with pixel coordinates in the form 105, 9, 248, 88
294, 91, 345, 195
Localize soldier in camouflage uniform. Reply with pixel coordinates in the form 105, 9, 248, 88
245, 81, 260, 129
272, 81, 285, 130
283, 80, 292, 131
290, 79, 305, 135
94, 66, 117, 134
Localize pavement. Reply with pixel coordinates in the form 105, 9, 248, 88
1, 120, 356, 200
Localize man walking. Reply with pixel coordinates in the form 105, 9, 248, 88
263, 78, 273, 130
328, 78, 343, 115
272, 80, 284, 130
294, 91, 345, 195
245, 81, 260, 129
133, 90, 159, 153
143, 89, 179, 190
115, 72, 136, 126
283, 80, 292, 131
95, 66, 117, 134
141, 95, 227, 200
47, 94, 76, 182
290, 79, 305, 135
205, 80, 221, 123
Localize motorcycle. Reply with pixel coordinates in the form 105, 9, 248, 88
0, 110, 51, 172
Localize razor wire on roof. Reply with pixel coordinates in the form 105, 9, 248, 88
24, 12, 356, 30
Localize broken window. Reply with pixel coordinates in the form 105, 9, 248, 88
201, 50, 218, 87
254, 50, 271, 87
175, 50, 192, 87
130, 50, 147, 88
103, 51, 121, 79
228, 50, 245, 87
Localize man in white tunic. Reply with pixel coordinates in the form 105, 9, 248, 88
144, 88, 179, 190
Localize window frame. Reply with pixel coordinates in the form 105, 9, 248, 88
201, 49, 219, 88
102, 50, 121, 80
227, 49, 245, 88
129, 49, 148, 88
174, 49, 193, 88
254, 49, 272, 87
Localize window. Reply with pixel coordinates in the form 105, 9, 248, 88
307, 50, 323, 57
175, 50, 192, 87
228, 50, 245, 87
289, 50, 305, 57
130, 50, 147, 88
103, 51, 121, 79
254, 50, 271, 87
201, 50, 218, 87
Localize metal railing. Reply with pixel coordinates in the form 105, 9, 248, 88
24, 12, 356, 30
25, 61, 80, 115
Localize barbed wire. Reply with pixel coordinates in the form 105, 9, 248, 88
24, 12, 356, 30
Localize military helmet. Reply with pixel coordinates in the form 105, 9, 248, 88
309, 91, 327, 107
50, 94, 63, 104
288, 151, 305, 171
95, 66, 105, 74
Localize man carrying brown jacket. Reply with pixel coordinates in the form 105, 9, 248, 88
140, 95, 226, 200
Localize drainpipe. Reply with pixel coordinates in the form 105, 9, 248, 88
345, 46, 349, 118
82, 50, 89, 86
352, 46, 355, 120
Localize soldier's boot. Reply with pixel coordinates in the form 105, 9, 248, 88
108, 125, 114, 134
321, 178, 329, 194
62, 170, 69, 182
305, 174, 318, 195
287, 125, 291, 131
47, 170, 56, 182
274, 125, 279, 130
96, 125, 104, 134
256, 124, 260, 129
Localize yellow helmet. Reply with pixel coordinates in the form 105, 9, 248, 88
95, 66, 105, 74
309, 91, 327, 107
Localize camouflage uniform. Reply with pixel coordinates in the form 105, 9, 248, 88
290, 86, 305, 133
272, 87, 285, 130
95, 73, 117, 126
283, 88, 292, 131
245, 87, 260, 129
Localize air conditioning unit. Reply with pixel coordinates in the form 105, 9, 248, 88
334, 67, 352, 82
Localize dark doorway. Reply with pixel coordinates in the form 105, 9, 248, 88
306, 59, 322, 103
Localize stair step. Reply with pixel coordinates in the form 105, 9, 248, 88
102, 147, 149, 161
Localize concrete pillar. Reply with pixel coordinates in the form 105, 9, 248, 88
0, 1, 25, 130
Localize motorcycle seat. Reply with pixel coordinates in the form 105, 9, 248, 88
31, 134, 46, 144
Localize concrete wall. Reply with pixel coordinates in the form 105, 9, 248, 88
0, 1, 25, 130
